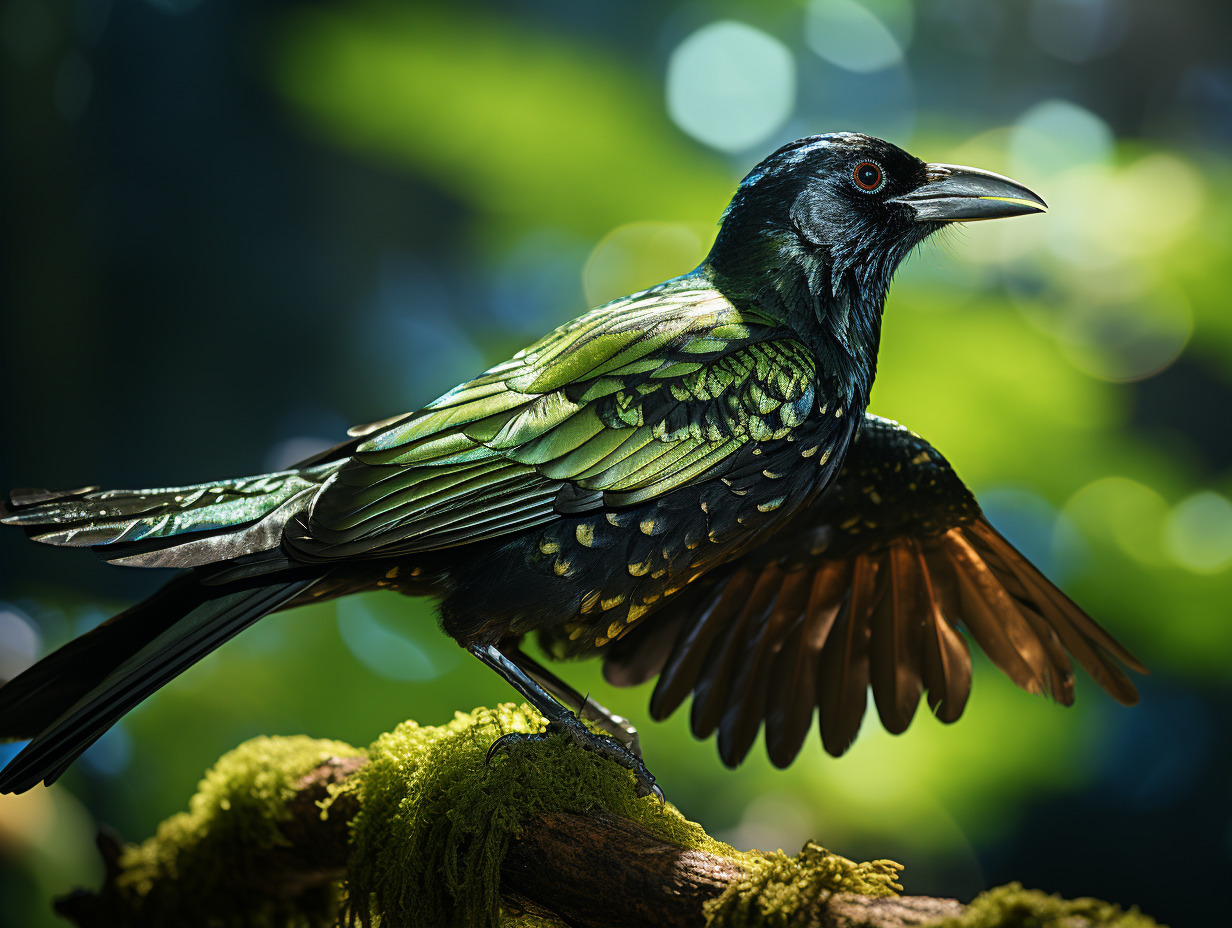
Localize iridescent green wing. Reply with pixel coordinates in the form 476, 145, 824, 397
300, 280, 817, 557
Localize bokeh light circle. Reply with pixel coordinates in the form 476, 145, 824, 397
1164, 491, 1232, 574
1056, 289, 1193, 383
804, 0, 911, 73
584, 221, 709, 307
1064, 476, 1169, 566
665, 20, 796, 153
1009, 99, 1114, 180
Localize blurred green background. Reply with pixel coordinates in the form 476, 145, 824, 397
2, 0, 1230, 925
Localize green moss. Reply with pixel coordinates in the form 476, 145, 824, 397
339, 702, 730, 927
340, 702, 906, 928
80, 707, 1161, 928
502, 913, 569, 928
930, 882, 1165, 928
117, 734, 367, 928
703, 841, 903, 928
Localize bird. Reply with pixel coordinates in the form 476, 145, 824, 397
0, 132, 1145, 797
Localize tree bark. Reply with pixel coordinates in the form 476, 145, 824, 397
55, 755, 965, 928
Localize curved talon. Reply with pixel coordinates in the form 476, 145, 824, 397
633, 771, 665, 803
485, 730, 548, 764
632, 759, 662, 802
467, 647, 660, 799
486, 717, 663, 800
485, 732, 514, 764
547, 718, 661, 799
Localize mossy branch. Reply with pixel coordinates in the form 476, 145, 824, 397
52, 704, 1161, 928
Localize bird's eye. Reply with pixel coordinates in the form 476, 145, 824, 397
853, 161, 885, 193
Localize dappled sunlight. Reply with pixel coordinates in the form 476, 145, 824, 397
272, 4, 734, 237
2, 1, 1229, 924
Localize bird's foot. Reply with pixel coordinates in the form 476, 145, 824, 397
487, 713, 663, 802
592, 705, 642, 759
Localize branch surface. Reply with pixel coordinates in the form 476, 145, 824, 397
52, 711, 1160, 928
56, 753, 963, 928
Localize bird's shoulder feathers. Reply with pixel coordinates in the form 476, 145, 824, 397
294, 279, 837, 557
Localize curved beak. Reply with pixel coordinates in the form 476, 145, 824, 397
890, 164, 1047, 222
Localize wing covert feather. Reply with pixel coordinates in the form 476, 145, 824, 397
298, 281, 819, 556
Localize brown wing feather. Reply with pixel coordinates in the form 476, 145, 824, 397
818, 553, 882, 757
716, 566, 812, 766
691, 563, 784, 740
869, 542, 926, 735
649, 567, 756, 721
913, 544, 972, 723
940, 530, 1056, 696
965, 520, 1147, 675
1011, 602, 1076, 704
602, 606, 689, 688
616, 416, 1146, 770
764, 561, 850, 767
964, 521, 1142, 704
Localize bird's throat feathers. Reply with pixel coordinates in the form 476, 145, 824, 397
703, 132, 947, 404
708, 226, 909, 403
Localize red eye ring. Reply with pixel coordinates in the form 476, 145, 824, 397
853, 161, 885, 192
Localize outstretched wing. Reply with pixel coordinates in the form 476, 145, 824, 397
292, 278, 823, 558
601, 414, 1147, 768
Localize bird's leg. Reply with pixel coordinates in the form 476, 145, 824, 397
506, 645, 642, 757
468, 644, 661, 800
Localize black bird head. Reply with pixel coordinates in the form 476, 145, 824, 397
711, 132, 1045, 289
707, 132, 1045, 391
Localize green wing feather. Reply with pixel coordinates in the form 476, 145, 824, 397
300, 279, 817, 556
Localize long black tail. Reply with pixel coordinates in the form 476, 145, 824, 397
0, 574, 317, 793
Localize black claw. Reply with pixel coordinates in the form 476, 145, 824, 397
485, 733, 510, 765
547, 717, 661, 799
486, 729, 548, 764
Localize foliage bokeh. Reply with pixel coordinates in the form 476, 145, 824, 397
1, 1, 1230, 925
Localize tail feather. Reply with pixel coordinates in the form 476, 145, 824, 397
0, 577, 202, 737
7, 486, 100, 509
0, 575, 317, 793
2, 464, 338, 568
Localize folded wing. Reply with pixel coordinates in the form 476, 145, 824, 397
293, 279, 828, 558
